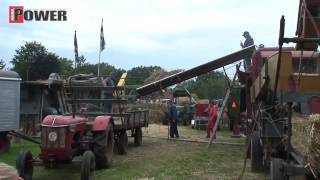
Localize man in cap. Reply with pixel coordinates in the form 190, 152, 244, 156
169, 100, 179, 138
240, 31, 254, 71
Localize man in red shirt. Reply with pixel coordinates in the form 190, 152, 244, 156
206, 100, 218, 138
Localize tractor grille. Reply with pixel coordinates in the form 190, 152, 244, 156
41, 126, 67, 148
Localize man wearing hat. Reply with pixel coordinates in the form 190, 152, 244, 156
240, 31, 254, 71
169, 100, 179, 138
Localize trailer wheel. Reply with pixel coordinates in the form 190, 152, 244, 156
16, 150, 33, 180
93, 124, 114, 169
0, 133, 10, 154
270, 158, 285, 180
81, 151, 95, 180
117, 131, 128, 155
134, 127, 143, 146
251, 131, 263, 172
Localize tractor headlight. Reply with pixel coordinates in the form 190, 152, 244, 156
48, 131, 57, 142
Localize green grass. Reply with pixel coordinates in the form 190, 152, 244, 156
0, 140, 40, 166
0, 137, 266, 180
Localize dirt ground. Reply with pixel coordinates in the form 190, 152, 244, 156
144, 124, 245, 144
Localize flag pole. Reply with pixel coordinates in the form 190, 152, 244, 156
98, 50, 101, 77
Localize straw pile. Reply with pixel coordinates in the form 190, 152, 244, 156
292, 114, 320, 175
307, 114, 320, 175
147, 104, 169, 124
0, 162, 19, 180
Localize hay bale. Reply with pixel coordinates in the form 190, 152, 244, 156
147, 104, 169, 123
292, 114, 320, 175
0, 162, 19, 180
292, 114, 310, 154
307, 114, 320, 175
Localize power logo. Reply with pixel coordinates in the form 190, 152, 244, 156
9, 6, 24, 23
9, 6, 67, 24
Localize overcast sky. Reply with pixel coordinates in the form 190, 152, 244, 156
0, 0, 299, 77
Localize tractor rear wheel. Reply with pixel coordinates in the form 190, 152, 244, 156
134, 127, 142, 146
0, 133, 10, 154
117, 131, 128, 155
16, 150, 33, 180
93, 124, 114, 169
81, 151, 95, 180
270, 158, 285, 180
251, 131, 263, 172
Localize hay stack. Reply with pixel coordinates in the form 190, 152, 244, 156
292, 114, 320, 175
147, 104, 169, 124
0, 162, 19, 180
307, 114, 320, 175
292, 114, 310, 154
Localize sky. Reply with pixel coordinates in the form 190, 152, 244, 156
0, 0, 300, 77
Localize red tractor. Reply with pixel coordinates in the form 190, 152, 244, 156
17, 114, 114, 180
16, 76, 115, 180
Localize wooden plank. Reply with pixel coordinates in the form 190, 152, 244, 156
137, 45, 256, 96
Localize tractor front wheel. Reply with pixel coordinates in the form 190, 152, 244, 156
134, 127, 142, 146
81, 151, 95, 180
93, 124, 114, 169
117, 131, 128, 155
16, 150, 33, 180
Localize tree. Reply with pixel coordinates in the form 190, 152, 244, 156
188, 71, 228, 99
126, 66, 162, 85
11, 41, 49, 80
78, 55, 86, 67
59, 57, 74, 76
76, 62, 119, 76
143, 68, 183, 85
29, 53, 61, 80
0, 59, 5, 69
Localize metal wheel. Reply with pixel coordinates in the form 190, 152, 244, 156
270, 158, 285, 180
117, 131, 128, 155
81, 151, 95, 180
16, 150, 33, 180
134, 127, 142, 146
93, 124, 114, 169
251, 131, 263, 172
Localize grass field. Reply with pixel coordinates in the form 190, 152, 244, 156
0, 124, 267, 180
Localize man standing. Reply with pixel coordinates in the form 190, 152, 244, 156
240, 31, 254, 71
206, 100, 218, 138
169, 100, 179, 138
102, 76, 115, 113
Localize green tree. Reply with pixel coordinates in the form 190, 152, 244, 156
76, 62, 118, 76
11, 41, 49, 80
189, 71, 228, 99
126, 66, 162, 85
29, 53, 61, 80
78, 55, 86, 67
59, 57, 74, 76
0, 59, 5, 69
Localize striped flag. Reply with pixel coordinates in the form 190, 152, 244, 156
100, 19, 106, 52
74, 30, 79, 66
